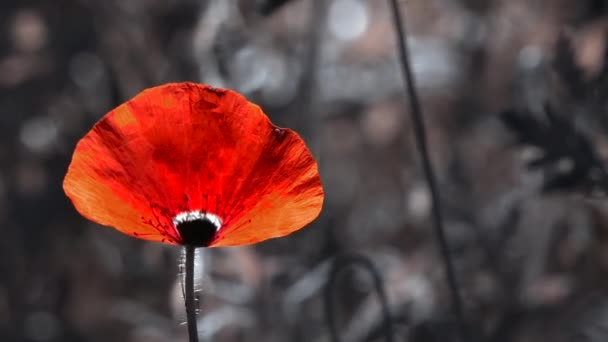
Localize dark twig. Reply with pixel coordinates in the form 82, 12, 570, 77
185, 245, 199, 342
324, 254, 394, 342
388, 0, 466, 338
257, 0, 294, 16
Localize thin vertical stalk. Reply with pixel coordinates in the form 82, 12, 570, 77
387, 0, 466, 339
185, 245, 199, 342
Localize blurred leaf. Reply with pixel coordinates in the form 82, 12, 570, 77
501, 105, 608, 195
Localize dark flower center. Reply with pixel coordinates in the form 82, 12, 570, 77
173, 211, 222, 247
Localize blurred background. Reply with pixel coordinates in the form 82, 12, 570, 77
3, 0, 608, 341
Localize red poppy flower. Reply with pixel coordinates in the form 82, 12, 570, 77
63, 82, 324, 247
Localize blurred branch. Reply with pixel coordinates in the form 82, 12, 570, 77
297, 0, 328, 158
324, 254, 394, 342
257, 0, 294, 16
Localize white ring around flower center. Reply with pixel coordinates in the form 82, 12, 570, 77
172, 211, 222, 231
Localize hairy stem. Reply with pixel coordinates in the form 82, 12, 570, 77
185, 245, 199, 342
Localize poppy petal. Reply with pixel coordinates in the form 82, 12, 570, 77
63, 82, 324, 246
